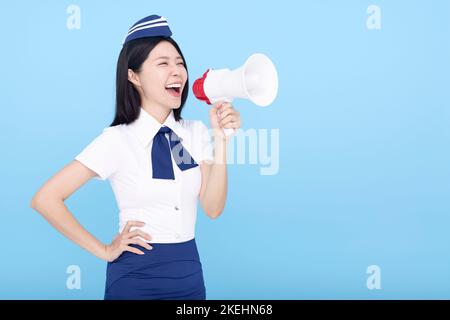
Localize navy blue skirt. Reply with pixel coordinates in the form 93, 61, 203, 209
104, 238, 206, 300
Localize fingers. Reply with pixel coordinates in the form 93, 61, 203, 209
126, 230, 152, 241
211, 102, 241, 130
123, 221, 145, 234
223, 121, 240, 129
218, 107, 233, 120
213, 101, 226, 109
223, 116, 241, 129
126, 238, 153, 250
124, 246, 145, 255
220, 113, 238, 127
213, 101, 232, 111
217, 104, 239, 126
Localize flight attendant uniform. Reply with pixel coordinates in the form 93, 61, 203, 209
75, 107, 214, 300
74, 14, 215, 300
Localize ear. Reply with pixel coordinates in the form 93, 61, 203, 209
128, 69, 141, 88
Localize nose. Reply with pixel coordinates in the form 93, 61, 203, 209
170, 61, 184, 75
171, 68, 179, 76
169, 68, 183, 83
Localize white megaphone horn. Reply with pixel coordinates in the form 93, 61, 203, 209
192, 53, 279, 136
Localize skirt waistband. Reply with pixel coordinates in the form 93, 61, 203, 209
109, 237, 200, 265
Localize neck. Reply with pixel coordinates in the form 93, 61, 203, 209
141, 101, 171, 124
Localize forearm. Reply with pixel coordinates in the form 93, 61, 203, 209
202, 134, 228, 218
31, 196, 107, 261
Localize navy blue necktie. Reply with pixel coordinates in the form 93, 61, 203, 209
151, 126, 198, 180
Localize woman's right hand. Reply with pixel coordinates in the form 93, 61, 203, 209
103, 221, 153, 262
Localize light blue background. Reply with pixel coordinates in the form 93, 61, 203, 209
1, 0, 449, 299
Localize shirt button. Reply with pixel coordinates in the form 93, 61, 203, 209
174, 206, 180, 211
175, 233, 181, 239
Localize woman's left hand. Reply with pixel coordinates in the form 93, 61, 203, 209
208, 102, 241, 140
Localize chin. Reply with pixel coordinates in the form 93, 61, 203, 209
159, 100, 180, 110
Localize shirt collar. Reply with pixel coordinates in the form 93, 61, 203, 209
128, 107, 186, 148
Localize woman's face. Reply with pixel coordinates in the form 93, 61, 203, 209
129, 40, 188, 110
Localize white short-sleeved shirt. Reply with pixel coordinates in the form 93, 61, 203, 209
74, 107, 214, 243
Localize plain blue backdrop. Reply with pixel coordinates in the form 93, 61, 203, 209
1, 0, 449, 299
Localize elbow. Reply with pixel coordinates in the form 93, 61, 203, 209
208, 211, 222, 220
205, 207, 224, 220
30, 192, 55, 212
30, 193, 43, 211
200, 198, 225, 220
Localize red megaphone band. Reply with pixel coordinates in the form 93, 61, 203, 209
192, 69, 212, 105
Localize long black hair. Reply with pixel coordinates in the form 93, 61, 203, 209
110, 36, 189, 127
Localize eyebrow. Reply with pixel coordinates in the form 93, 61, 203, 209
155, 56, 183, 61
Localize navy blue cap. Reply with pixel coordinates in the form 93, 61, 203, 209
122, 15, 172, 45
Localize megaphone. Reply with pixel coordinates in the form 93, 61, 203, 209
192, 53, 279, 136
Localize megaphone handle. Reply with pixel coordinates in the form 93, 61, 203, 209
223, 127, 235, 137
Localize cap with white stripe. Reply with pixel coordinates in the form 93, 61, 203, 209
122, 15, 172, 45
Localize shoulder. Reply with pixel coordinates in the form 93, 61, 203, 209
88, 124, 125, 149
75, 124, 125, 181
102, 124, 124, 134
101, 124, 125, 139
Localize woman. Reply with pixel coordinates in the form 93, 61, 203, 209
30, 14, 241, 300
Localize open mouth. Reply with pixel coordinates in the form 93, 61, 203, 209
165, 83, 182, 97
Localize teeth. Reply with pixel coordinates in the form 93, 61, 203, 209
165, 83, 181, 88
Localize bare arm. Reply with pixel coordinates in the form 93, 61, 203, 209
30, 160, 111, 261
30, 160, 152, 262
199, 101, 241, 219
199, 136, 228, 219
